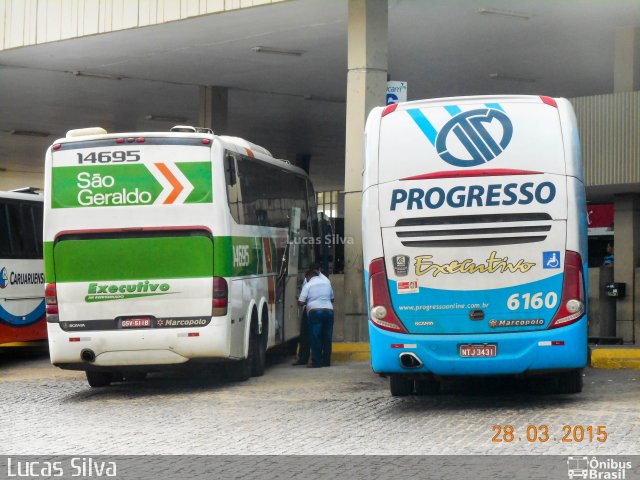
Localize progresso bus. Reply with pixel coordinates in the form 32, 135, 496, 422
363, 95, 588, 396
44, 126, 317, 387
0, 189, 46, 349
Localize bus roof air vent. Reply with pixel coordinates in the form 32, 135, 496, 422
170, 125, 198, 133
66, 127, 107, 138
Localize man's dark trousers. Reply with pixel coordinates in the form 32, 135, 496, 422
308, 309, 334, 367
296, 309, 310, 364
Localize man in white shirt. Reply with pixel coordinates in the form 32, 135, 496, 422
298, 269, 334, 368
292, 263, 329, 366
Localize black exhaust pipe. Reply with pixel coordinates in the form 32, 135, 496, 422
81, 349, 96, 363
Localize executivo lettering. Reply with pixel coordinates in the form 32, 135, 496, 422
85, 280, 174, 303
415, 251, 536, 277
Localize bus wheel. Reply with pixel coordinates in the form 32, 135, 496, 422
557, 369, 583, 394
389, 375, 413, 397
251, 315, 267, 378
414, 379, 440, 395
226, 327, 255, 382
86, 371, 112, 388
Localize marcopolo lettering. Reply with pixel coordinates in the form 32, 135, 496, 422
390, 182, 556, 210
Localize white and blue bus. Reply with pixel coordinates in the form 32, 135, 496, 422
363, 95, 588, 396
0, 189, 46, 349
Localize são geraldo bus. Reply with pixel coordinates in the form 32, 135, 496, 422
44, 126, 316, 387
363, 95, 588, 396
0, 190, 46, 349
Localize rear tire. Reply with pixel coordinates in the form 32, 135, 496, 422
414, 379, 440, 395
389, 375, 413, 397
252, 327, 267, 378
557, 369, 583, 394
226, 323, 255, 382
86, 371, 112, 388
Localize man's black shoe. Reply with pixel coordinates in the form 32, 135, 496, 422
291, 360, 307, 366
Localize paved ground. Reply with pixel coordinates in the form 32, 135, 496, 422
1, 351, 638, 456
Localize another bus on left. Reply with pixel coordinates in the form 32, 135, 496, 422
0, 189, 46, 349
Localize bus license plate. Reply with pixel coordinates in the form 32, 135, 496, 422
459, 344, 497, 357
120, 318, 152, 328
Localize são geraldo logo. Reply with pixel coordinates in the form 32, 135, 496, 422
408, 105, 513, 168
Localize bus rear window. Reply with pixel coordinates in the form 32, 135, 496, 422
0, 200, 43, 259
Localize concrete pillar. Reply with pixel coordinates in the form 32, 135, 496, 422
614, 27, 640, 92
613, 194, 640, 343
199, 86, 228, 134
343, 0, 388, 341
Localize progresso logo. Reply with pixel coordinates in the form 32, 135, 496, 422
407, 105, 513, 168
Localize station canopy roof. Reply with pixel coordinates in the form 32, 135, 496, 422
1, 0, 639, 191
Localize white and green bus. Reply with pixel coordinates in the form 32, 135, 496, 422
44, 126, 317, 387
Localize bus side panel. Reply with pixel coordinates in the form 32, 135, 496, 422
557, 98, 583, 182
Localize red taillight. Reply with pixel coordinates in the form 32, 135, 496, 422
212, 277, 228, 316
368, 258, 408, 333
116, 138, 125, 144
201, 138, 211, 145
540, 96, 558, 108
45, 283, 59, 321
548, 251, 586, 329
381, 103, 399, 117
52, 144, 61, 151
136, 137, 145, 143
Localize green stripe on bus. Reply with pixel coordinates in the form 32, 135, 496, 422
51, 162, 212, 208
213, 236, 233, 277
53, 236, 213, 282
44, 242, 55, 283
46, 235, 275, 282
177, 162, 213, 204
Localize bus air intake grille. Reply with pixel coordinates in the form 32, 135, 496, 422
399, 236, 547, 248
395, 213, 552, 227
394, 213, 553, 248
396, 225, 551, 238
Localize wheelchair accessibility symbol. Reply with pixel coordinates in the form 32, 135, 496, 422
543, 251, 561, 269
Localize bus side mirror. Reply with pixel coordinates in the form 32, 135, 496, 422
225, 154, 237, 186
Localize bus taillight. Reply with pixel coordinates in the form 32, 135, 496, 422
45, 283, 59, 322
548, 251, 585, 329
212, 277, 228, 316
368, 258, 408, 333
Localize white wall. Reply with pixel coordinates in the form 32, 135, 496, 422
0, 170, 44, 191
0, 0, 288, 51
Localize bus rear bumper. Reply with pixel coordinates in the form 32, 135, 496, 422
369, 318, 588, 376
47, 318, 232, 370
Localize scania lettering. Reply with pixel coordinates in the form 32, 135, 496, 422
0, 190, 46, 349
363, 96, 588, 396
45, 126, 318, 387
